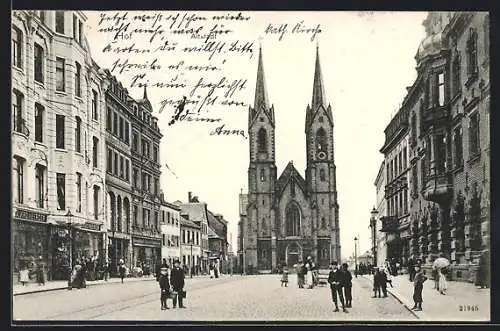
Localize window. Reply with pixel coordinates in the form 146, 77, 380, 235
260, 168, 265, 182
290, 180, 295, 197
196, 232, 199, 245
469, 112, 480, 156
411, 113, 417, 146
154, 211, 159, 230
74, 116, 81, 152
34, 43, 44, 83
403, 189, 408, 214
133, 168, 138, 188
12, 26, 22, 69
56, 57, 65, 92
319, 116, 324, 123
125, 122, 130, 144
320, 168, 326, 181
107, 149, 112, 172
114, 152, 118, 175
56, 115, 65, 149
76, 172, 82, 212
92, 90, 98, 120
386, 163, 390, 182
437, 72, 445, 106
113, 112, 118, 135
142, 172, 147, 191
120, 156, 124, 178
93, 185, 100, 220
55, 11, 65, 34
403, 147, 407, 170
133, 205, 138, 226
73, 14, 78, 40
454, 126, 463, 168
154, 178, 159, 195
466, 28, 478, 79
142, 140, 150, 158
153, 145, 158, 163
285, 203, 300, 236
258, 128, 267, 152
34, 103, 44, 142
321, 217, 326, 229
35, 164, 45, 208
56, 173, 66, 210
78, 20, 83, 44
399, 151, 403, 174
452, 53, 461, 97
13, 156, 25, 203
132, 133, 138, 151
316, 128, 327, 152
106, 108, 112, 130
182, 230, 186, 244
92, 137, 98, 168
75, 62, 81, 97
424, 77, 430, 108
125, 159, 130, 181
412, 166, 418, 197
119, 117, 124, 139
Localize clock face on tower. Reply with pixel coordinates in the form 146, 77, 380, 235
317, 151, 326, 160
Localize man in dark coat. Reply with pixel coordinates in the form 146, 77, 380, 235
158, 267, 170, 310
156, 258, 168, 281
341, 263, 353, 308
408, 257, 415, 282
412, 264, 427, 311
328, 261, 347, 313
170, 260, 186, 308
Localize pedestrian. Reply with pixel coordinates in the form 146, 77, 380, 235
432, 267, 439, 292
157, 258, 168, 281
438, 267, 447, 295
158, 266, 171, 310
328, 262, 347, 313
306, 264, 314, 289
295, 262, 304, 288
412, 264, 427, 311
80, 258, 87, 288
36, 257, 45, 286
383, 264, 393, 288
119, 259, 126, 283
408, 257, 415, 282
341, 263, 353, 308
379, 268, 388, 297
281, 265, 289, 287
170, 260, 186, 309
103, 259, 109, 281
19, 262, 30, 286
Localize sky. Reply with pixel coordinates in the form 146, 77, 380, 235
84, 11, 428, 260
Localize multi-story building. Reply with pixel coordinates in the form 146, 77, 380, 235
12, 10, 107, 282
373, 161, 387, 267
237, 192, 248, 274
380, 112, 411, 267
129, 87, 162, 270
160, 199, 181, 266
180, 213, 202, 274
207, 210, 229, 273
378, 12, 490, 282
103, 71, 133, 273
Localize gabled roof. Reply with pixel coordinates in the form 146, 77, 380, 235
180, 202, 208, 224
180, 215, 200, 229
208, 226, 220, 239
276, 161, 307, 197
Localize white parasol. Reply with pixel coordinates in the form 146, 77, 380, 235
432, 257, 450, 269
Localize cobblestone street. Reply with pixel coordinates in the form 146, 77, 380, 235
13, 275, 416, 321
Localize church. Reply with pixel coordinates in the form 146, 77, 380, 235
240, 46, 341, 273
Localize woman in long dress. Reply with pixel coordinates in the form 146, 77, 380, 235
306, 264, 313, 289
438, 267, 447, 295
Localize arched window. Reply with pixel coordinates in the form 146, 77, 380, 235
316, 128, 327, 152
319, 168, 326, 181
260, 168, 265, 182
290, 180, 295, 196
123, 198, 130, 233
321, 217, 326, 229
286, 203, 300, 236
258, 128, 267, 152
117, 196, 122, 232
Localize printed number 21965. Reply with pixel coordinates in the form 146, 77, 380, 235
459, 305, 479, 312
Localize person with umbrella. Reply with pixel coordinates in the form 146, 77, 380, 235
433, 257, 450, 294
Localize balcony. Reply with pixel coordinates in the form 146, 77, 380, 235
380, 216, 398, 233
421, 104, 450, 130
422, 172, 453, 203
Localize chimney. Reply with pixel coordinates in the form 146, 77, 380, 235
188, 191, 192, 202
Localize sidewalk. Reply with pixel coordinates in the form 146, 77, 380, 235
361, 274, 490, 321
13, 274, 215, 296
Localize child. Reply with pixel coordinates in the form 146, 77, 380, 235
19, 263, 30, 286
281, 266, 289, 287
412, 265, 427, 311
158, 267, 170, 310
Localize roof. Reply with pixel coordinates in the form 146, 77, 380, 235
161, 200, 181, 211
180, 215, 200, 229
208, 226, 220, 239
206, 210, 227, 240
276, 161, 307, 197
180, 203, 208, 224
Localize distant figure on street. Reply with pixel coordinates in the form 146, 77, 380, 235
36, 257, 46, 286
305, 264, 314, 289
170, 260, 186, 308
412, 264, 427, 311
382, 263, 393, 288
103, 259, 109, 281
438, 267, 447, 295
408, 257, 416, 282
432, 267, 439, 292
158, 267, 171, 310
281, 266, 289, 287
19, 262, 30, 286
372, 267, 381, 298
156, 258, 168, 281
119, 259, 126, 283
296, 262, 305, 288
341, 263, 353, 308
328, 261, 347, 313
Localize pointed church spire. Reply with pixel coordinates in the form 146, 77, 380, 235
254, 45, 269, 110
143, 85, 148, 100
311, 45, 327, 110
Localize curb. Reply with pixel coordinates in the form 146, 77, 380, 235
13, 277, 156, 296
359, 275, 428, 320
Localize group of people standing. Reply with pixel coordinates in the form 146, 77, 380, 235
327, 262, 353, 313
156, 259, 187, 310
294, 257, 319, 289
18, 257, 46, 286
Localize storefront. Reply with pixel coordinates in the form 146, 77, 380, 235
12, 208, 50, 283
132, 237, 161, 275
108, 235, 130, 274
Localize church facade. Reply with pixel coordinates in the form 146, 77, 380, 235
240, 47, 341, 273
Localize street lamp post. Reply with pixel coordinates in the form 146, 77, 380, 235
370, 207, 379, 267
354, 236, 358, 278
66, 210, 73, 290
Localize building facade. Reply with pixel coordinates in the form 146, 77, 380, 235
373, 161, 388, 267
129, 88, 162, 270
378, 12, 490, 282
180, 214, 202, 273
242, 46, 341, 273
380, 114, 411, 267
160, 199, 181, 266
104, 72, 133, 273
237, 192, 248, 274
12, 10, 107, 281
207, 210, 229, 273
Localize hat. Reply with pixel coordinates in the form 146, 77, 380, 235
174, 259, 180, 264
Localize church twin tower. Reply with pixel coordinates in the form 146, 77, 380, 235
243, 46, 341, 271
